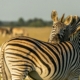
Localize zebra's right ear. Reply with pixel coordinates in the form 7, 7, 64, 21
73, 15, 79, 21
51, 10, 58, 23
70, 15, 78, 26
64, 15, 73, 25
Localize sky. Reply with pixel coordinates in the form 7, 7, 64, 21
0, 0, 80, 21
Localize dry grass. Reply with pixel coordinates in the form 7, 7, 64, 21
25, 27, 52, 41
0, 26, 52, 45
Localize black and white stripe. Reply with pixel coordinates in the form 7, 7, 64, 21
1, 26, 80, 80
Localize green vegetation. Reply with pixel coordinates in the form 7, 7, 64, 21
0, 18, 52, 27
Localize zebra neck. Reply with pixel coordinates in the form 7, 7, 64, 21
71, 31, 80, 55
48, 27, 57, 42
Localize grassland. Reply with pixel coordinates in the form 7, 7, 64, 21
0, 26, 52, 46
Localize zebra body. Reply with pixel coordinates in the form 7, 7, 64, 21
1, 35, 80, 80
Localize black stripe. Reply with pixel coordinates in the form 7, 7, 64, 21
7, 43, 51, 75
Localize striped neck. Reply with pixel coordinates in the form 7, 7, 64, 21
48, 27, 57, 42
70, 30, 80, 54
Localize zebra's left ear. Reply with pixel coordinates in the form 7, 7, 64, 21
64, 15, 73, 25
60, 13, 65, 22
51, 10, 58, 23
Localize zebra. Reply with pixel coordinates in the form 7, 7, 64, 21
9, 27, 29, 37
0, 28, 10, 37
1, 18, 80, 80
0, 12, 74, 79
0, 11, 75, 80
48, 10, 77, 43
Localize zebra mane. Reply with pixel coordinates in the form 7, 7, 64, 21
71, 26, 80, 35
67, 17, 80, 37
58, 17, 80, 42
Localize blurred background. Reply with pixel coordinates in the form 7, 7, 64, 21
0, 0, 80, 46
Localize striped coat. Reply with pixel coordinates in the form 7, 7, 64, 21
1, 14, 80, 80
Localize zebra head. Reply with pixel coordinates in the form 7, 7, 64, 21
48, 10, 73, 43
58, 16, 80, 42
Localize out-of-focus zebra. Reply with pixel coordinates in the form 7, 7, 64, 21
0, 28, 10, 37
1, 18, 80, 80
10, 27, 29, 37
48, 10, 75, 43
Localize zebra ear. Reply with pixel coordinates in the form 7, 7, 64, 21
64, 15, 73, 25
60, 13, 65, 22
51, 10, 58, 23
73, 15, 79, 21
70, 15, 78, 26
